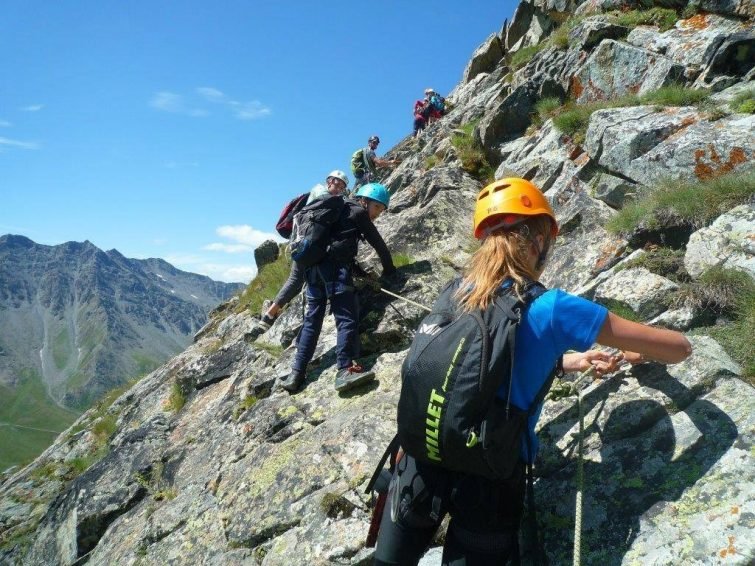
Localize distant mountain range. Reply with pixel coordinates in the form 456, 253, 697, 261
0, 234, 244, 467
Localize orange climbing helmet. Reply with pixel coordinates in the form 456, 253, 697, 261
473, 177, 558, 240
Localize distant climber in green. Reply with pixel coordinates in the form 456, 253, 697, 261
279, 182, 396, 394
351, 136, 400, 192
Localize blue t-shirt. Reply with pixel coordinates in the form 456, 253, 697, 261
496, 288, 608, 461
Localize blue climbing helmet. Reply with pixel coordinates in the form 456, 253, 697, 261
355, 183, 390, 209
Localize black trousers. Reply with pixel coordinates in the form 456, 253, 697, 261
374, 454, 525, 566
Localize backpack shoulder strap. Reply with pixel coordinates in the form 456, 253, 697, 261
364, 434, 400, 494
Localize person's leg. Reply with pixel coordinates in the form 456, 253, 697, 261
291, 280, 327, 373
266, 261, 305, 319
374, 455, 445, 565
441, 467, 525, 565
331, 289, 359, 370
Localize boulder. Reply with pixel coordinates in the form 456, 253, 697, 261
505, 1, 557, 53
649, 304, 699, 330
509, 9, 555, 53
496, 120, 568, 192
571, 40, 686, 103
589, 172, 638, 208
569, 17, 629, 51
254, 239, 280, 271
627, 13, 747, 76
594, 267, 678, 318
684, 204, 755, 280
695, 0, 755, 19
532, 0, 585, 15
478, 82, 539, 164
541, 166, 627, 291
585, 107, 755, 186
695, 29, 755, 91
584, 106, 699, 179
462, 32, 504, 83
575, 0, 640, 16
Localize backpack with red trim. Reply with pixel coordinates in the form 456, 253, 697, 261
275, 192, 309, 239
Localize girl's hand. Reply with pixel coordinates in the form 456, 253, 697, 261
563, 350, 622, 377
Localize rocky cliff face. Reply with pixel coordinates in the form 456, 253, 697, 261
1, 1, 753, 564
0, 234, 243, 410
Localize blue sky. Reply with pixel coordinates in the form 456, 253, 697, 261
1, 0, 517, 282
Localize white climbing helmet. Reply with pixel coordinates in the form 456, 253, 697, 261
326, 170, 349, 186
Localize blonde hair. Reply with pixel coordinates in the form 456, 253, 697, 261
457, 215, 554, 312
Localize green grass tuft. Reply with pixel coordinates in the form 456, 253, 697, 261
509, 43, 547, 71
640, 85, 709, 106
166, 381, 188, 413
606, 168, 755, 234
620, 247, 689, 283
233, 395, 259, 420
732, 89, 755, 114
686, 268, 755, 385
451, 122, 494, 183
236, 252, 291, 315
254, 342, 284, 358
609, 8, 678, 32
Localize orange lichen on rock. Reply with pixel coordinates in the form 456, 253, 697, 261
694, 145, 750, 179
570, 75, 584, 100
680, 13, 710, 31
718, 535, 736, 558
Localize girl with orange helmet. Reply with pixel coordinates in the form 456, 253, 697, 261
373, 178, 692, 565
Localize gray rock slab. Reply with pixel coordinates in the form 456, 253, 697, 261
684, 204, 755, 280
463, 32, 504, 83
571, 40, 686, 103
594, 267, 678, 319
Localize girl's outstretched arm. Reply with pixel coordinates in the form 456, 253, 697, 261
596, 312, 692, 364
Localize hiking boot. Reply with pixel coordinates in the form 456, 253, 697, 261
256, 313, 276, 330
279, 370, 305, 393
334, 364, 375, 393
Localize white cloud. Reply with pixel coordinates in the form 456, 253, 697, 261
234, 100, 271, 120
0, 120, 11, 127
21, 104, 44, 112
196, 86, 271, 120
0, 136, 39, 150
196, 87, 225, 101
149, 91, 207, 117
164, 255, 256, 283
202, 243, 254, 254
215, 224, 283, 247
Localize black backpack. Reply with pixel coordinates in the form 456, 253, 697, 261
289, 195, 346, 268
395, 278, 558, 480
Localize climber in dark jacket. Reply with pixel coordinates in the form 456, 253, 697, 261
279, 182, 396, 394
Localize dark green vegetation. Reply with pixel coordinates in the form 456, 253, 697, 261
451, 121, 495, 183
619, 248, 689, 283
685, 268, 755, 384
236, 252, 291, 315
609, 7, 678, 32
606, 168, 755, 234
732, 89, 755, 114
0, 369, 80, 472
